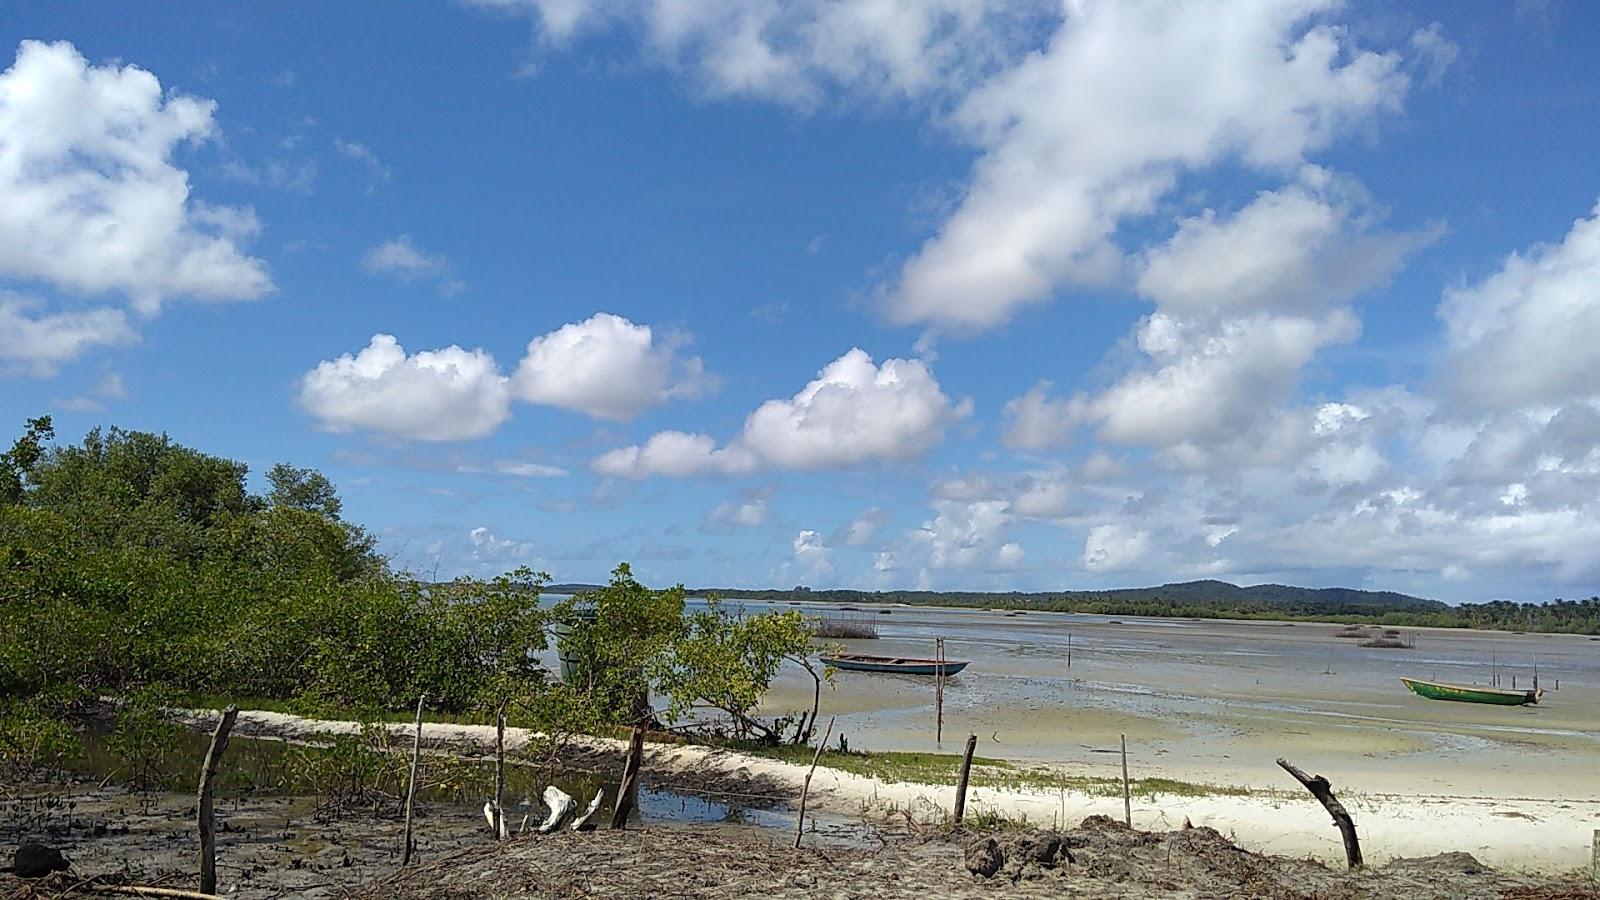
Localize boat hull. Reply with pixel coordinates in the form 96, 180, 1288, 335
1401, 677, 1538, 706
822, 654, 969, 676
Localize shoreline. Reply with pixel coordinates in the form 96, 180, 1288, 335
169, 707, 1599, 874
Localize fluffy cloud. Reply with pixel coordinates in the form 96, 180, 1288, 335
512, 312, 711, 421
1136, 168, 1422, 319
298, 334, 511, 441
1082, 524, 1150, 573
477, 3, 1426, 333
1440, 200, 1600, 411
593, 348, 967, 477
914, 499, 1013, 571
884, 2, 1415, 330
779, 528, 834, 584
0, 294, 136, 376
0, 40, 272, 313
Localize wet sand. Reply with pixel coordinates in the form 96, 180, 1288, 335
753, 605, 1600, 800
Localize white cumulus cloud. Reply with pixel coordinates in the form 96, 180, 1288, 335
298, 334, 511, 441
0, 293, 136, 376
0, 40, 272, 314
1082, 524, 1150, 573
594, 348, 967, 477
512, 312, 711, 421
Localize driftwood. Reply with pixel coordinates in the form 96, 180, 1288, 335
197, 706, 238, 895
571, 788, 605, 831
402, 693, 425, 865
794, 717, 836, 848
537, 786, 576, 833
952, 733, 977, 826
610, 726, 646, 829
1277, 757, 1362, 869
101, 887, 224, 899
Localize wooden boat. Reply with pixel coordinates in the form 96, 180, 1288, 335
821, 653, 969, 676
1401, 677, 1540, 706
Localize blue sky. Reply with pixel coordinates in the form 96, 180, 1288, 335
4, 1, 1599, 601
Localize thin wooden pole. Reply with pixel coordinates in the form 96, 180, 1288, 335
935, 637, 944, 744
794, 716, 835, 848
197, 705, 239, 895
1067, 632, 1072, 669
491, 702, 506, 840
1277, 757, 1362, 869
953, 733, 978, 826
1591, 828, 1598, 886
610, 725, 646, 829
402, 693, 425, 864
1120, 734, 1131, 827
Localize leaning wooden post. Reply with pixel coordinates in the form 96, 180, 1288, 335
1120, 734, 1132, 828
609, 726, 646, 829
793, 716, 835, 848
402, 694, 426, 864
198, 705, 239, 895
1277, 757, 1362, 869
952, 733, 978, 827
491, 702, 507, 840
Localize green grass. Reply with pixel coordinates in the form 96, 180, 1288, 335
744, 744, 1257, 799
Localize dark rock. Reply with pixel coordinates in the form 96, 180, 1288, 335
12, 842, 70, 878
965, 837, 1004, 878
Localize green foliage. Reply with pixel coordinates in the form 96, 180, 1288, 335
265, 462, 342, 519
0, 415, 53, 505
107, 692, 182, 792
0, 417, 832, 761
284, 723, 409, 819
0, 699, 81, 779
652, 599, 817, 743
553, 563, 687, 727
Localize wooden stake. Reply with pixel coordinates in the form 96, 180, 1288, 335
953, 733, 978, 826
1067, 632, 1072, 669
935, 637, 944, 744
197, 705, 238, 895
1591, 828, 1598, 886
491, 702, 507, 840
610, 725, 645, 829
402, 693, 426, 865
1120, 734, 1131, 828
794, 716, 835, 848
1277, 757, 1362, 869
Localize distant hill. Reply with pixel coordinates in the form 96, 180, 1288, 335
547, 579, 1444, 612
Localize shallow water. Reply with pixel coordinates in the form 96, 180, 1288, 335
730, 600, 1600, 797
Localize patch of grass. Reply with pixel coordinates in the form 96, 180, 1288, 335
745, 743, 1257, 799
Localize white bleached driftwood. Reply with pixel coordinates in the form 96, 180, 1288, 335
571, 788, 606, 832
537, 786, 576, 833
482, 801, 510, 839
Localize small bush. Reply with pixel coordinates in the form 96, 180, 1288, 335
0, 702, 82, 780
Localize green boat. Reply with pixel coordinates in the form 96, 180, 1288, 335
1401, 677, 1540, 706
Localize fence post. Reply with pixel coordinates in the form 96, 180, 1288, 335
953, 734, 978, 826
402, 694, 426, 864
198, 705, 239, 895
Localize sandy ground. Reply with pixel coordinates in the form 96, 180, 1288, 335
168, 709, 1600, 874
349, 819, 1597, 900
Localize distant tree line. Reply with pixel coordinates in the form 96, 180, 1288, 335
650, 585, 1600, 636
